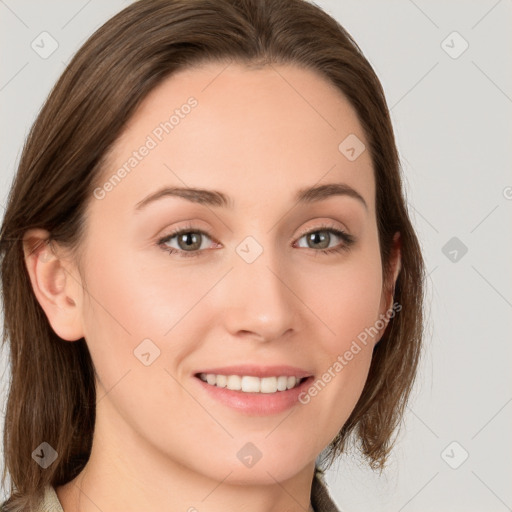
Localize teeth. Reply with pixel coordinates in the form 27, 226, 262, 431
226, 375, 241, 390
198, 373, 304, 393
216, 374, 227, 388
241, 376, 260, 392
277, 376, 288, 391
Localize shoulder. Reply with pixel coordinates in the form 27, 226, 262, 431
0, 486, 63, 512
311, 470, 342, 512
37, 485, 65, 512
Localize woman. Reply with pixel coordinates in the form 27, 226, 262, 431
0, 0, 425, 510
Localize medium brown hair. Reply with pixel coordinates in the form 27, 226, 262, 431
0, 0, 425, 509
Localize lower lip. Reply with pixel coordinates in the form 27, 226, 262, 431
194, 376, 314, 416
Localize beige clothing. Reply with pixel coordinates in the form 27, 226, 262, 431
36, 485, 63, 512
32, 471, 340, 512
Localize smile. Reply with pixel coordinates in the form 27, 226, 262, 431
197, 373, 306, 393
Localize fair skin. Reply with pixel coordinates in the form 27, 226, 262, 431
23, 61, 400, 512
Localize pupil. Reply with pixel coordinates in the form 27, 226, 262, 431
310, 231, 328, 249
181, 233, 199, 249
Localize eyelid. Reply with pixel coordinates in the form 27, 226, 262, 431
294, 222, 355, 251
157, 221, 355, 257
296, 221, 352, 241
157, 222, 218, 253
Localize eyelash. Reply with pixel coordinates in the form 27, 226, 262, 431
157, 222, 355, 259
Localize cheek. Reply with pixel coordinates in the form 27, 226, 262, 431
78, 236, 221, 393
80, 239, 206, 340
294, 244, 383, 439
303, 245, 383, 354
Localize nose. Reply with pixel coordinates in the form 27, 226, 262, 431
219, 246, 300, 343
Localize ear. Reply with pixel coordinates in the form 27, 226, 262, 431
376, 231, 401, 339
23, 228, 85, 341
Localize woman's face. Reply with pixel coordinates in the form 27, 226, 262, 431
66, 61, 396, 484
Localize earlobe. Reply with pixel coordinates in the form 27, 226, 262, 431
23, 228, 84, 341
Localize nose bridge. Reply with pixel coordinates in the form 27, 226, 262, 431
222, 233, 297, 341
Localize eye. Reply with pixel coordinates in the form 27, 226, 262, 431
157, 224, 218, 258
294, 224, 355, 255
157, 222, 355, 258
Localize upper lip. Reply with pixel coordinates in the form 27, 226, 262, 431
194, 365, 313, 379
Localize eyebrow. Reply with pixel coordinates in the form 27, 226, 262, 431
134, 182, 367, 212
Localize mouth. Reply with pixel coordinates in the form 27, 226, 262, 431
195, 372, 308, 393
192, 365, 314, 415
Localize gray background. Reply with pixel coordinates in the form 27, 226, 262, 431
1, 1, 511, 510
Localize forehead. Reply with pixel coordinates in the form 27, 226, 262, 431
98, 61, 375, 216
